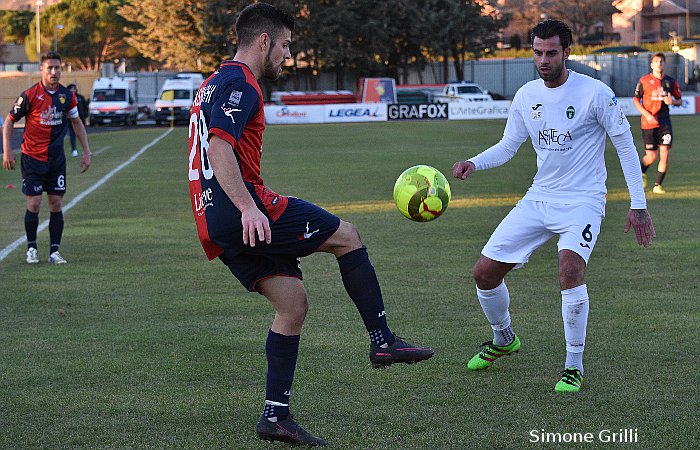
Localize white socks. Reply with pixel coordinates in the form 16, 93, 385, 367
477, 281, 515, 346
562, 284, 589, 374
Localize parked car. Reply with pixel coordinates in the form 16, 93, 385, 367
430, 81, 492, 103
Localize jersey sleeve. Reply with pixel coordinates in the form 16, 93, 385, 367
501, 90, 529, 144
8, 92, 30, 122
671, 80, 682, 99
594, 83, 629, 137
633, 79, 643, 100
208, 81, 260, 149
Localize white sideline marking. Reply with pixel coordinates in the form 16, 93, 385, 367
91, 145, 112, 155
0, 129, 174, 263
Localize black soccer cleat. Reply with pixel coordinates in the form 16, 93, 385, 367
369, 334, 434, 368
255, 415, 327, 446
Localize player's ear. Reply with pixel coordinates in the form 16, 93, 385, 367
259, 32, 270, 51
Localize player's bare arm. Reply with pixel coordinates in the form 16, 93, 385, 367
452, 160, 476, 180
2, 115, 15, 170
70, 116, 91, 173
624, 208, 656, 247
207, 135, 271, 246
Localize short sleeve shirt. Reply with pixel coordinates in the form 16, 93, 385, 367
188, 61, 288, 260
8, 82, 78, 162
633, 73, 681, 129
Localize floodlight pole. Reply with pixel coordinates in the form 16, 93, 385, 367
54, 24, 64, 52
35, 0, 43, 62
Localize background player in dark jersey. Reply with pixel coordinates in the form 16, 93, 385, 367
66, 84, 89, 157
633, 52, 682, 194
3, 51, 91, 264
187, 3, 432, 446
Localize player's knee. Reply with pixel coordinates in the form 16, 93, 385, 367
559, 263, 585, 290
472, 261, 501, 290
287, 297, 309, 325
334, 220, 362, 248
48, 199, 62, 212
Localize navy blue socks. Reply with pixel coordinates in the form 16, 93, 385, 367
49, 211, 64, 254
337, 247, 394, 347
24, 210, 39, 249
263, 329, 299, 422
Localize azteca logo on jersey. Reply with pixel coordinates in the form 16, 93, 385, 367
538, 128, 573, 148
39, 106, 63, 126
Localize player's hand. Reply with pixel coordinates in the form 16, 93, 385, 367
624, 208, 655, 247
663, 93, 673, 105
452, 160, 476, 180
80, 152, 91, 173
241, 207, 271, 247
645, 114, 659, 127
2, 152, 15, 170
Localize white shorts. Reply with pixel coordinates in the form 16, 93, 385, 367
482, 200, 603, 266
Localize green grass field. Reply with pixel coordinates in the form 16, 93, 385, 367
0, 118, 698, 448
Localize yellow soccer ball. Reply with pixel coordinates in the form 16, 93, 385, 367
393, 165, 451, 222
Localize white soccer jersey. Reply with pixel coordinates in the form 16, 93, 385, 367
472, 70, 639, 210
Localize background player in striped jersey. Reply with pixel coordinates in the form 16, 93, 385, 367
187, 3, 432, 446
633, 52, 682, 194
3, 51, 91, 264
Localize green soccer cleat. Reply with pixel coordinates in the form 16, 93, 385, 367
652, 184, 666, 194
467, 335, 520, 371
642, 173, 647, 189
555, 367, 584, 393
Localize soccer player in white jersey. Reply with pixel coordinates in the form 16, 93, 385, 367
452, 20, 655, 392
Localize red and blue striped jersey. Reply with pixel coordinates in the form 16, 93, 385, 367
8, 82, 78, 162
188, 60, 288, 260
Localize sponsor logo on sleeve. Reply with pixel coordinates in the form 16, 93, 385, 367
228, 90, 242, 106
221, 105, 241, 124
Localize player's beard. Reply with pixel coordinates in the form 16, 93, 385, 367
263, 45, 282, 80
537, 58, 565, 83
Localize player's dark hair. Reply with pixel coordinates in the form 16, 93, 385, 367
530, 19, 573, 49
41, 51, 61, 63
652, 52, 666, 62
235, 2, 294, 47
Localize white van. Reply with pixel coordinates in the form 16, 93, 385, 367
154, 73, 204, 125
89, 77, 138, 126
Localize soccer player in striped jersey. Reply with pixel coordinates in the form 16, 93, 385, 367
453, 20, 655, 393
633, 52, 683, 194
186, 3, 432, 446
3, 51, 91, 264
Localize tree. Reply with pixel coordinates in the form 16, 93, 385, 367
544, 0, 620, 44
424, 0, 508, 82
0, 10, 34, 44
24, 0, 133, 69
119, 0, 240, 72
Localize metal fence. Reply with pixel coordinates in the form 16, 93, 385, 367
273, 52, 696, 99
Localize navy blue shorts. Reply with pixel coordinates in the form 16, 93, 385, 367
219, 197, 341, 292
642, 123, 673, 150
21, 153, 67, 196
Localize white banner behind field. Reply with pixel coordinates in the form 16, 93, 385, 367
265, 103, 387, 124
264, 96, 698, 124
616, 96, 696, 116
